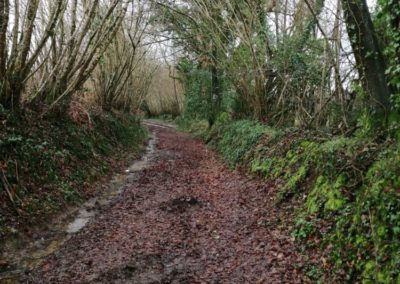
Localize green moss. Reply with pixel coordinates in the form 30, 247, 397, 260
285, 165, 308, 191
306, 175, 346, 213
180, 117, 400, 281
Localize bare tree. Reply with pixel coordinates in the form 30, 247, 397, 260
0, 0, 65, 110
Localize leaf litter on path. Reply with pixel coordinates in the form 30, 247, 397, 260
25, 124, 306, 283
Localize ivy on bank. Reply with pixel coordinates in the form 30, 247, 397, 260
179, 115, 400, 283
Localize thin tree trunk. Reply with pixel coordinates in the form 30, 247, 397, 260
8, 0, 19, 70
210, 47, 220, 127
0, 0, 9, 81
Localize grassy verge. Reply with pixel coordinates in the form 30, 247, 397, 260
179, 115, 400, 283
0, 108, 147, 240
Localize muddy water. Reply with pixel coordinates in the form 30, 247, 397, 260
0, 131, 157, 283
66, 133, 157, 235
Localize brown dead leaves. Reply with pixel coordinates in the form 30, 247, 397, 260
27, 125, 305, 283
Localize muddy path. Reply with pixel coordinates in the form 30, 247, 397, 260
14, 122, 304, 283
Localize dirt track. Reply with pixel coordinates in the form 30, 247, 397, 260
26, 123, 304, 283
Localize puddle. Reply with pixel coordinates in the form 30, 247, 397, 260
66, 209, 95, 234
125, 134, 157, 174
0, 131, 158, 283
65, 133, 157, 236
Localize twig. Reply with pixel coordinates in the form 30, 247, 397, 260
1, 169, 15, 205
15, 162, 20, 186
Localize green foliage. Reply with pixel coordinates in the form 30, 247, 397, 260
250, 135, 320, 201
248, 128, 398, 281
177, 57, 235, 126
375, 0, 400, 103
0, 111, 146, 238
247, 127, 398, 281
187, 117, 399, 281
292, 216, 317, 241
173, 0, 399, 279
176, 118, 209, 140
329, 145, 400, 282
274, 35, 325, 90
306, 175, 346, 213
209, 120, 276, 166
177, 59, 213, 121
305, 265, 324, 282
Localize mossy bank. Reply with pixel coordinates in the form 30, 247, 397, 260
0, 108, 147, 241
179, 115, 400, 283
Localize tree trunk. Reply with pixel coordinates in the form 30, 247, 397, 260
341, 0, 391, 114
0, 0, 9, 81
209, 48, 220, 128
2, 78, 22, 111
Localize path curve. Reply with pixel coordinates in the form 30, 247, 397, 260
26, 123, 304, 283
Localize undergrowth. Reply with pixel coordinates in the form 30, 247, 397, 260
178, 115, 400, 282
0, 109, 146, 239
